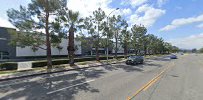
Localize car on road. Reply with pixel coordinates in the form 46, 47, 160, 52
126, 56, 144, 65
170, 54, 177, 59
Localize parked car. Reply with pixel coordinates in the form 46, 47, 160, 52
170, 54, 177, 59
126, 56, 144, 65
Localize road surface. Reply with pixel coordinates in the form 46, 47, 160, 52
0, 54, 202, 100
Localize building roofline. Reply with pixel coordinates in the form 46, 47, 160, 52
0, 26, 16, 30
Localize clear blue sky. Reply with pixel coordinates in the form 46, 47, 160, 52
0, 0, 203, 49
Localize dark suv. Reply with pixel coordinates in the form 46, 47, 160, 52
126, 56, 144, 65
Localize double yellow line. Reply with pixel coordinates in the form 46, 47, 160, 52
127, 62, 175, 100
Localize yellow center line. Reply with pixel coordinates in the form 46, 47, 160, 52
127, 62, 175, 100
143, 75, 161, 91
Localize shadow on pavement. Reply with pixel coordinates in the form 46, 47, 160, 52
0, 56, 169, 100
143, 63, 162, 67
0, 65, 105, 100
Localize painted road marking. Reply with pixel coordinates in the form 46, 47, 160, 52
46, 79, 95, 95
127, 62, 175, 100
143, 76, 161, 91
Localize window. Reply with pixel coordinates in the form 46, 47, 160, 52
0, 51, 9, 59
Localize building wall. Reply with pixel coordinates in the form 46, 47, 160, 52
16, 39, 82, 57
0, 27, 16, 59
112, 42, 124, 54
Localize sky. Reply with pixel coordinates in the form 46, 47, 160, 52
0, 0, 203, 49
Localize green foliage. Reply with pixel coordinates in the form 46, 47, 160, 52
57, 9, 84, 32
31, 46, 39, 52
32, 56, 120, 68
199, 47, 203, 53
81, 8, 107, 60
6, 2, 180, 63
8, 29, 45, 48
0, 62, 18, 71
108, 15, 128, 49
56, 45, 63, 50
131, 24, 147, 54
7, 0, 67, 50
32, 59, 69, 68
84, 8, 106, 48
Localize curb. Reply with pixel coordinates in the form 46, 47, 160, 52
0, 61, 124, 82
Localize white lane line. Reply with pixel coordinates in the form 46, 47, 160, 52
46, 79, 95, 95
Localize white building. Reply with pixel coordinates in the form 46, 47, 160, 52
112, 42, 124, 54
16, 39, 82, 57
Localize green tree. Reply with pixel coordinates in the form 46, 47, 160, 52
120, 29, 131, 58
31, 46, 39, 57
58, 9, 84, 65
108, 15, 128, 59
131, 24, 147, 55
144, 34, 156, 55
171, 46, 179, 53
84, 8, 106, 61
7, 0, 66, 70
199, 47, 203, 53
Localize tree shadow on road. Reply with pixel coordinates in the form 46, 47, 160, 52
113, 63, 144, 72
143, 63, 162, 67
0, 65, 106, 100
150, 57, 171, 62
0, 57, 168, 100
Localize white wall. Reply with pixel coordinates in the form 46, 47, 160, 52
112, 42, 124, 54
16, 39, 81, 57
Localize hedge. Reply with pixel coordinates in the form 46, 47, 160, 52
32, 59, 69, 68
0, 55, 125, 71
0, 62, 18, 71
32, 56, 116, 68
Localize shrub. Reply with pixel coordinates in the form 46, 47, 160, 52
52, 59, 69, 65
117, 55, 125, 58
32, 59, 69, 68
32, 61, 48, 68
31, 56, 116, 68
0, 62, 17, 71
0, 56, 124, 70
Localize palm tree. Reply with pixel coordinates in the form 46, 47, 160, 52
59, 10, 84, 65
68, 10, 84, 65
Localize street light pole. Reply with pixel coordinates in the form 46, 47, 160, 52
106, 8, 119, 63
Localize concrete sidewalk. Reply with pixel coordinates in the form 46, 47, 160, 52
0, 59, 125, 81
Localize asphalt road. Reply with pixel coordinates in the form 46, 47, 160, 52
0, 54, 202, 100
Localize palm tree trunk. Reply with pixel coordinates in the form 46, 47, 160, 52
68, 25, 75, 66
45, 0, 52, 70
